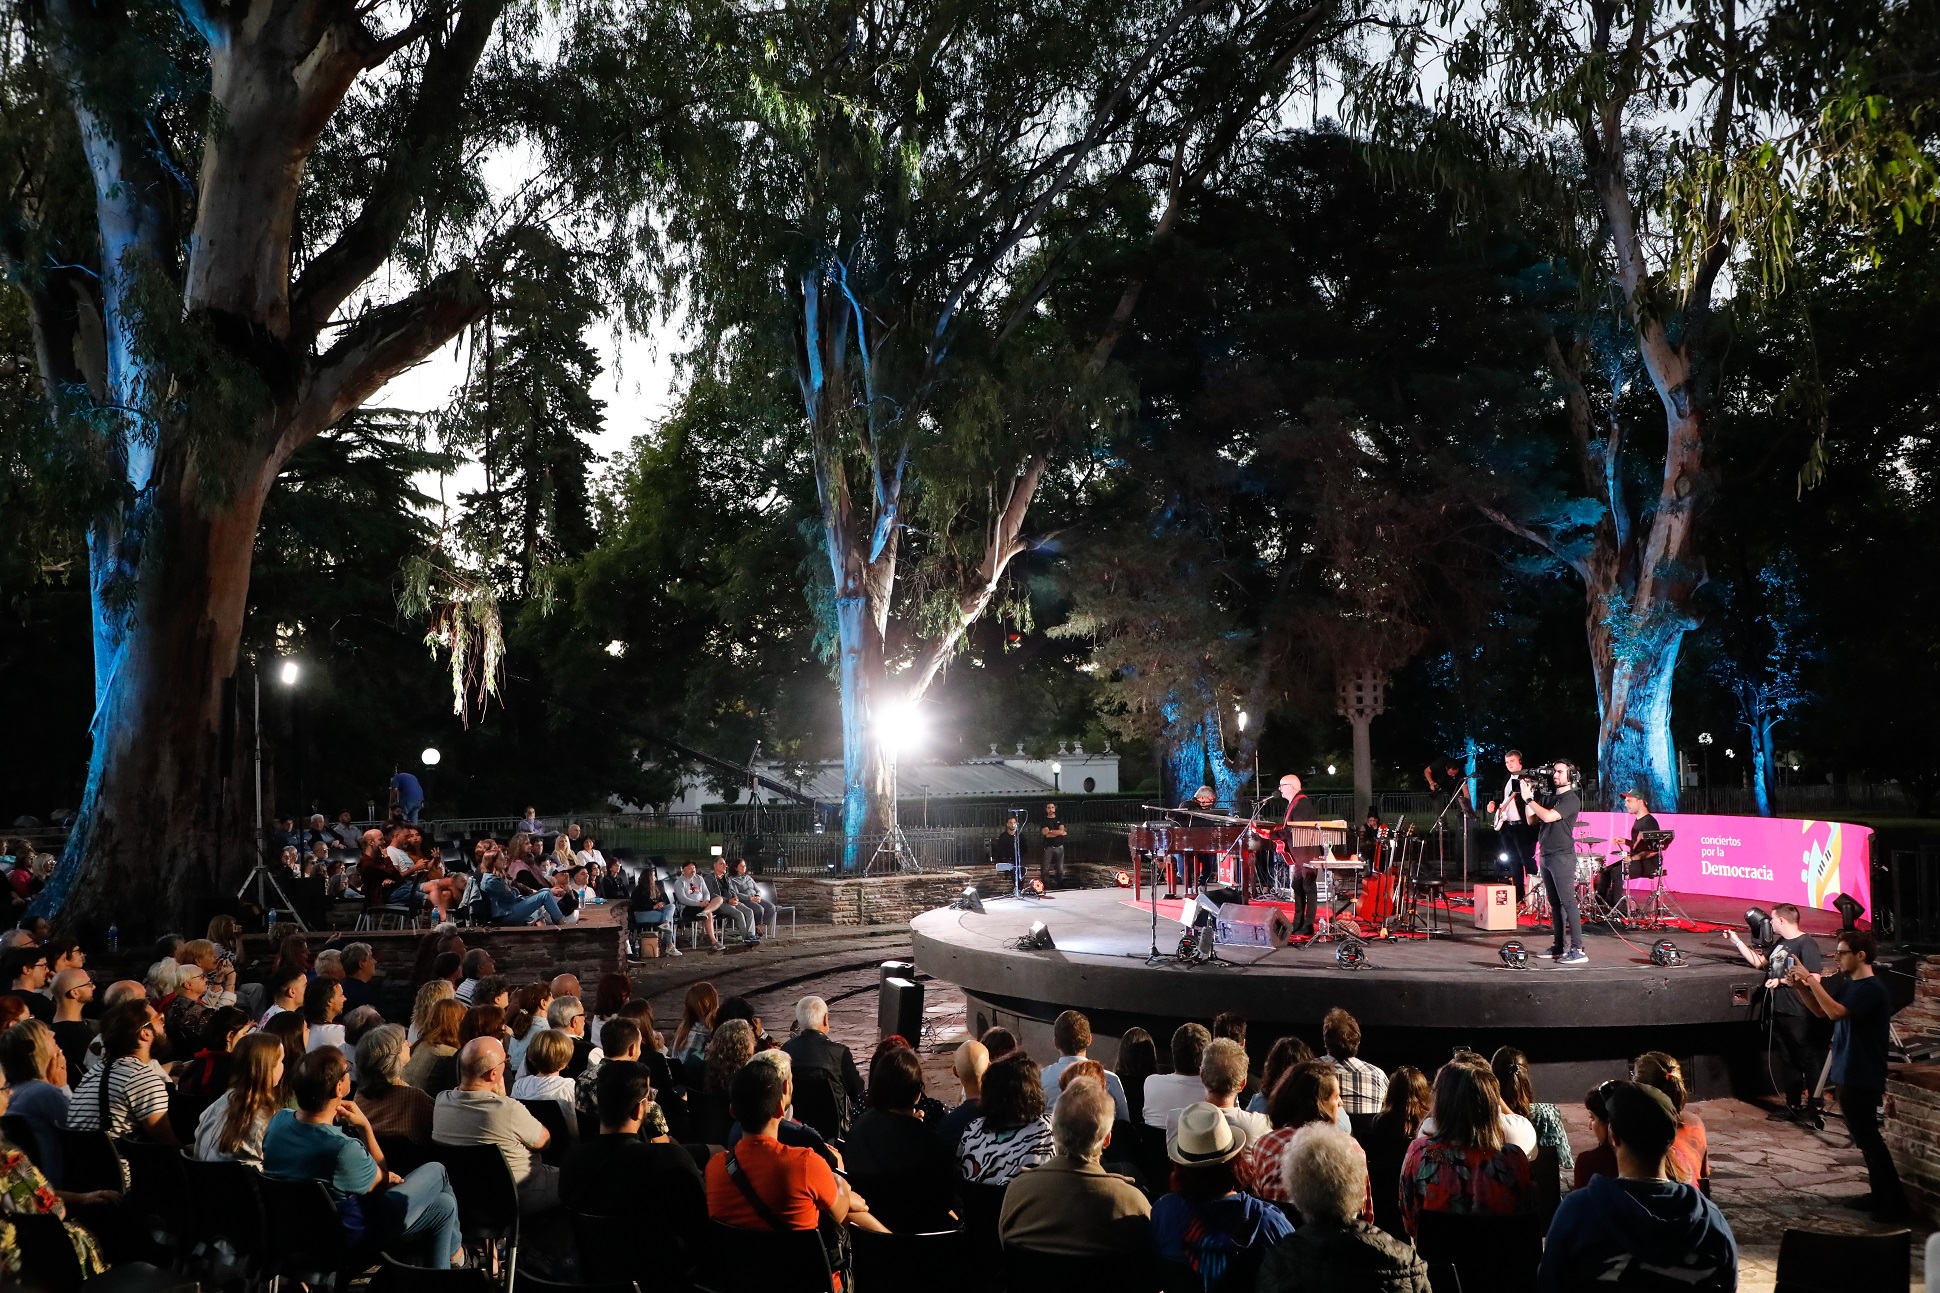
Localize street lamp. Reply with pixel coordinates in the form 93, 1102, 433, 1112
279, 659, 301, 686
1698, 732, 1714, 810
1051, 761, 1062, 793
1326, 764, 1338, 776
421, 747, 441, 767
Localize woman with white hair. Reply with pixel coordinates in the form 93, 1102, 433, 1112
1255, 1124, 1430, 1293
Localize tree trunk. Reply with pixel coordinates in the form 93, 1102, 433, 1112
40, 464, 272, 937
834, 592, 893, 869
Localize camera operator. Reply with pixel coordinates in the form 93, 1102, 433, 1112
1727, 905, 1825, 1123
1523, 761, 1587, 965
1785, 928, 1909, 1220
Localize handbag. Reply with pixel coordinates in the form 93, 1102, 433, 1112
723, 1146, 852, 1287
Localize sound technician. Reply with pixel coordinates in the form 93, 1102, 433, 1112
1725, 904, 1825, 1124
1523, 760, 1587, 966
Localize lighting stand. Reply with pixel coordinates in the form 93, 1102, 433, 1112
237, 856, 307, 931
865, 820, 921, 876
1004, 808, 1046, 901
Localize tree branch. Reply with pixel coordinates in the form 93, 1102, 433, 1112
1479, 503, 1591, 584
288, 0, 504, 341
281, 267, 488, 462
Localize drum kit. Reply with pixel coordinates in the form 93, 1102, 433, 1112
1521, 827, 1682, 929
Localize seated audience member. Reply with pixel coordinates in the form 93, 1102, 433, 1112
1573, 1084, 1619, 1190
162, 962, 216, 1053
67, 998, 175, 1142
1365, 1064, 1432, 1236
575, 1018, 669, 1139
303, 976, 347, 1056
460, 1003, 508, 1049
1246, 1035, 1314, 1116
408, 980, 456, 1044
588, 973, 632, 1036
432, 1036, 557, 1213
1399, 1059, 1531, 1237
978, 1025, 1019, 1061
705, 1051, 887, 1233
1257, 1124, 1431, 1293
338, 943, 381, 1014
957, 1051, 1055, 1186
314, 948, 345, 983
697, 1019, 756, 1143
1538, 1081, 1736, 1293
780, 995, 866, 1127
728, 859, 779, 938
479, 851, 566, 926
1154, 1102, 1294, 1289
49, 969, 96, 1088
547, 995, 599, 1079
725, 1050, 839, 1168
260, 1010, 310, 1087
353, 1024, 435, 1145
716, 995, 780, 1053
1495, 1045, 1574, 1184
1040, 1009, 1131, 1123
0, 1020, 70, 1164
341, 1004, 384, 1065
625, 867, 678, 956
1319, 1007, 1389, 1117
704, 857, 757, 944
1001, 1075, 1153, 1257
1145, 1023, 1212, 1130
935, 1039, 989, 1150
193, 1032, 286, 1168
2, 945, 53, 1023
510, 1028, 579, 1139
842, 1043, 957, 1232
0, 1126, 108, 1279
1417, 1047, 1537, 1155
263, 1048, 463, 1268
505, 983, 551, 1076
405, 999, 466, 1093
471, 976, 511, 1013
261, 964, 307, 1022
1169, 1037, 1271, 1149
1117, 1026, 1160, 1126
1240, 1061, 1373, 1221
1632, 1051, 1708, 1186
452, 950, 495, 1007
594, 856, 630, 901
561, 1061, 706, 1282
180, 938, 238, 1006
670, 859, 727, 949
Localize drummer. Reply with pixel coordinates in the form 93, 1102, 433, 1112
1601, 785, 1663, 909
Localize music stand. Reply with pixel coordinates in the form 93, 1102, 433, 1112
1625, 830, 1685, 927
1001, 807, 1046, 903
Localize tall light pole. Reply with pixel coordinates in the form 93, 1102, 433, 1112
1051, 760, 1062, 793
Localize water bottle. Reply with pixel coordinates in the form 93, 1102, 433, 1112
267, 908, 278, 930
107, 923, 118, 953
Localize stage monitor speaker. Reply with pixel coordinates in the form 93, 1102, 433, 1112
1216, 902, 1292, 949
1203, 885, 1245, 908
879, 960, 914, 990
879, 976, 923, 1043
1474, 883, 1518, 931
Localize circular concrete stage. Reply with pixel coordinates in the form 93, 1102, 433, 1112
911, 888, 1840, 1099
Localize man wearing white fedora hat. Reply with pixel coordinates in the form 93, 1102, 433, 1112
1154, 1101, 1293, 1285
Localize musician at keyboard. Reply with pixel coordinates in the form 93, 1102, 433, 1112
1173, 785, 1221, 889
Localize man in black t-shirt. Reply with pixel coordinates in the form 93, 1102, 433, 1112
1788, 927, 1908, 1220
1040, 803, 1068, 884
1728, 903, 1827, 1121
1524, 761, 1586, 964
1600, 786, 1662, 910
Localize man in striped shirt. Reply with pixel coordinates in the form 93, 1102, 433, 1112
66, 999, 174, 1142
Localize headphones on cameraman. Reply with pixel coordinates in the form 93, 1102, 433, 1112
1552, 760, 1582, 793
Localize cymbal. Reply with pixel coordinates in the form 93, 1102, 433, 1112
1572, 835, 1607, 845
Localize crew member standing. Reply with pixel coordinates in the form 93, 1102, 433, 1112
1727, 904, 1825, 1123
1040, 803, 1068, 886
1277, 774, 1320, 936
1787, 928, 1909, 1220
1486, 750, 1538, 903
1524, 761, 1587, 965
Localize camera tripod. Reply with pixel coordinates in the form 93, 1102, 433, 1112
237, 855, 308, 931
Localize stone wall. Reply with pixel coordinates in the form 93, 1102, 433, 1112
1886, 953, 1940, 1219
781, 864, 1120, 926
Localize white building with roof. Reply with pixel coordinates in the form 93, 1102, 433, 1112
660, 742, 1119, 813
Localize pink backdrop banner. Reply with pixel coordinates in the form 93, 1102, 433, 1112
1577, 811, 1871, 916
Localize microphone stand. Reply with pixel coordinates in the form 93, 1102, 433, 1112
1427, 782, 1468, 888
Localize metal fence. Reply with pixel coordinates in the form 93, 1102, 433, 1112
1880, 848, 1939, 947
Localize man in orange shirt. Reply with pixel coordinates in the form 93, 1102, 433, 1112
706, 1051, 886, 1235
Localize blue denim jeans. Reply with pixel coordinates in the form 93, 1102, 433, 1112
499, 890, 565, 925
394, 1161, 463, 1267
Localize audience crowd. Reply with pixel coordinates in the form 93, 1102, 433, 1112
0, 878, 1898, 1292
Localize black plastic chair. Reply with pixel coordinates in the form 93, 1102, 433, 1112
53, 1127, 127, 1194
854, 1226, 968, 1293
260, 1173, 359, 1290
1775, 1226, 1911, 1293
179, 1156, 269, 1282
518, 1098, 575, 1166
425, 1142, 521, 1280
372, 1251, 494, 1293
379, 1133, 433, 1177
1005, 1246, 1161, 1293
702, 1221, 835, 1293
954, 1179, 1010, 1264
1, 1112, 52, 1172
1414, 1210, 1543, 1293
116, 1138, 191, 1259
787, 1069, 849, 1143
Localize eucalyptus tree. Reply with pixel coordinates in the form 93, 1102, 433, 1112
0, 0, 668, 932
1358, 0, 1935, 808
642, 0, 1374, 859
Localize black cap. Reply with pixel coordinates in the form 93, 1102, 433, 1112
1605, 1080, 1679, 1156
1621, 785, 1651, 803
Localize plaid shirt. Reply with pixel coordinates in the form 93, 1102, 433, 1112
1320, 1054, 1389, 1115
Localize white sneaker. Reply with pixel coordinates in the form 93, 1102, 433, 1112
1558, 949, 1589, 966
666, 942, 683, 957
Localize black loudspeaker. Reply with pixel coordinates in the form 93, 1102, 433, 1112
1203, 885, 1245, 908
879, 960, 915, 991
218, 675, 238, 773
879, 977, 923, 1044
